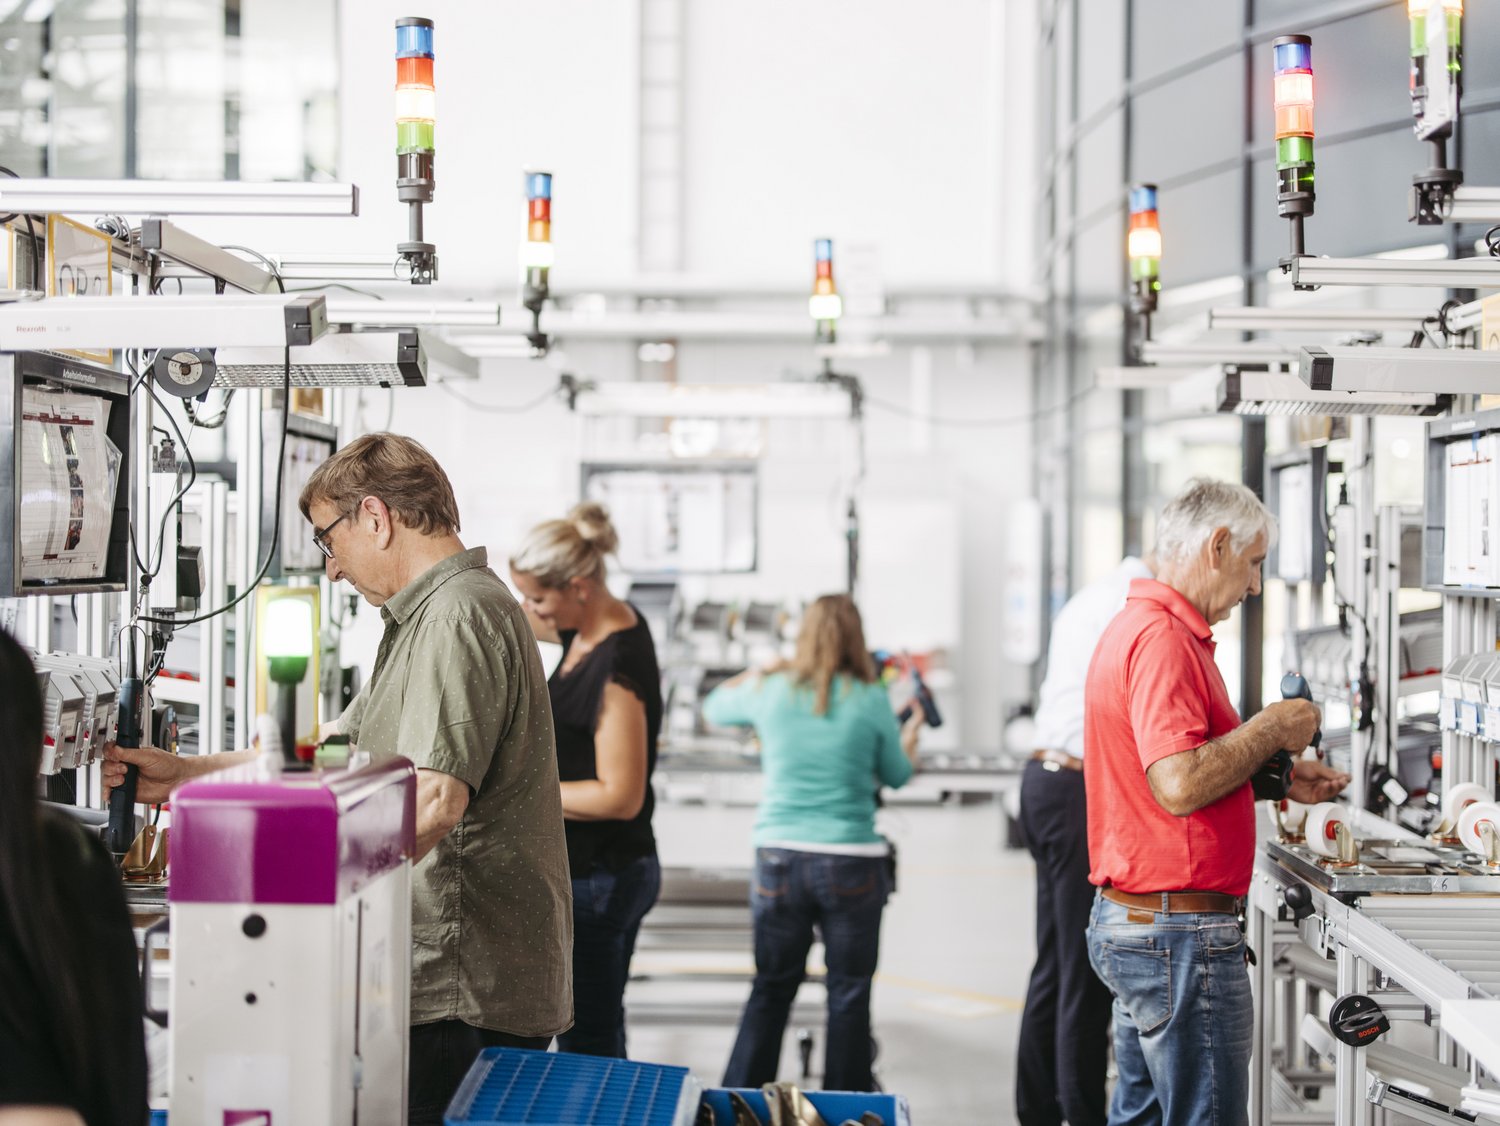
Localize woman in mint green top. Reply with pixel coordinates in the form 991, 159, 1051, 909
705, 594, 923, 1092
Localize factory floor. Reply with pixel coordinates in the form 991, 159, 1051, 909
637, 797, 1034, 1124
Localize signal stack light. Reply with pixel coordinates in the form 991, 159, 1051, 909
1409, 0, 1464, 224
395, 17, 438, 283
809, 238, 842, 349
520, 171, 553, 352
1273, 35, 1316, 278
1127, 183, 1161, 343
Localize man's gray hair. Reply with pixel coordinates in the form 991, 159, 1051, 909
1153, 477, 1277, 564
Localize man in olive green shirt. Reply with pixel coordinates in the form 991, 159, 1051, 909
105, 433, 573, 1126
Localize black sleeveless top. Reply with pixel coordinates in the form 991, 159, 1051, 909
551, 605, 662, 876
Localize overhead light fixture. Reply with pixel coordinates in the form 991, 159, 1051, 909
569, 381, 855, 419
1299, 344, 1500, 395
809, 238, 842, 347
1274, 35, 1316, 269
520, 170, 553, 351
0, 293, 327, 350
1219, 365, 1445, 415
1288, 255, 1500, 289
1139, 340, 1300, 367
1207, 306, 1436, 333
324, 298, 500, 328
214, 328, 426, 388
0, 179, 359, 217
395, 16, 438, 283
1409, 0, 1464, 223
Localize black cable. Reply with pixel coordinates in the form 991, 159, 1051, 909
141, 384, 199, 582
183, 389, 234, 430
862, 381, 1098, 429
286, 282, 385, 301
122, 352, 197, 583
434, 381, 560, 414
218, 244, 285, 292
138, 346, 292, 626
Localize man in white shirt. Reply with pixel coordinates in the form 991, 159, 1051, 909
1016, 554, 1155, 1126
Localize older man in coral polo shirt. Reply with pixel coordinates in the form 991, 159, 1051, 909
1083, 478, 1348, 1126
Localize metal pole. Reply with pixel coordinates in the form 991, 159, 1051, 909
1241, 416, 1267, 716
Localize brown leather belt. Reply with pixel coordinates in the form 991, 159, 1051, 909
1103, 886, 1244, 917
1031, 748, 1084, 773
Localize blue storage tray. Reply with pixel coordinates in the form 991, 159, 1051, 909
445, 1048, 697, 1126
698, 1088, 911, 1125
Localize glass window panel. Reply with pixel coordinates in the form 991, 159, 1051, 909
1130, 55, 1242, 184
0, 0, 337, 181
1076, 109, 1124, 217
1078, 0, 1125, 123
1131, 0, 1240, 86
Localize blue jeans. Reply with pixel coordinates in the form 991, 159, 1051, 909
556, 853, 662, 1058
1086, 893, 1253, 1126
723, 848, 891, 1092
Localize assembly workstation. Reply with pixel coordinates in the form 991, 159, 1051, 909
6, 3, 1500, 1126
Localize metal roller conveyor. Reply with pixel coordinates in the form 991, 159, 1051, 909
1264, 837, 1500, 898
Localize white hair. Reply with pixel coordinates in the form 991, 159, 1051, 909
1152, 477, 1277, 564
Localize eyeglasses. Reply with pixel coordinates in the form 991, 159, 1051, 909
312, 513, 349, 560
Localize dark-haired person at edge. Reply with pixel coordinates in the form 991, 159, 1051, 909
0, 628, 147, 1126
703, 594, 923, 1092
509, 502, 663, 1059
102, 433, 573, 1126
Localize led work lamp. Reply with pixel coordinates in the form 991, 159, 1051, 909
396, 17, 438, 283
809, 238, 842, 347
521, 170, 553, 352
263, 595, 315, 766
1274, 35, 1316, 279
1409, 0, 1464, 223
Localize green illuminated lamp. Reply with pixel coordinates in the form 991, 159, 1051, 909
264, 596, 314, 766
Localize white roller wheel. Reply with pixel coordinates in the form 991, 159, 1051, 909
1304, 802, 1346, 858
1457, 801, 1500, 856
1281, 800, 1311, 834
1441, 782, 1490, 830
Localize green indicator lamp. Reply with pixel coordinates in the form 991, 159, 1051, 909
264, 595, 314, 766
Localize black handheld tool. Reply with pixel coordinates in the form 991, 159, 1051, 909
107, 674, 143, 856
1279, 672, 1322, 751
1253, 672, 1321, 800
898, 665, 944, 729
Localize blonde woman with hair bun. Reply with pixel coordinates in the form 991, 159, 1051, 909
509, 502, 662, 1059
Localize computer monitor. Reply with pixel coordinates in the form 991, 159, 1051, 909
581, 461, 758, 574
261, 410, 337, 577
0, 350, 133, 596
1267, 447, 1330, 586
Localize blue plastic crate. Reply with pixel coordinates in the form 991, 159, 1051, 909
445, 1048, 700, 1126
699, 1088, 911, 1126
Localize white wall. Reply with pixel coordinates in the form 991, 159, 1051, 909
217, 0, 1047, 750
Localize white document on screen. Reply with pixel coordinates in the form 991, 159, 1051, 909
18, 386, 118, 582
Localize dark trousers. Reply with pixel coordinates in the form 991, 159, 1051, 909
408, 1020, 552, 1126
1016, 758, 1112, 1126
557, 852, 662, 1058
723, 848, 891, 1092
